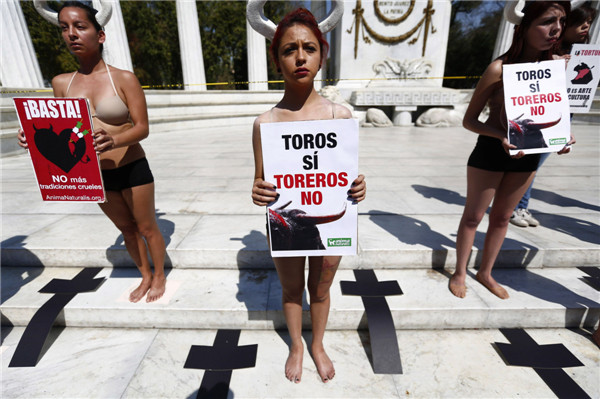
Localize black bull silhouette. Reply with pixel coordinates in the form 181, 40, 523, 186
508, 115, 562, 150
268, 201, 346, 251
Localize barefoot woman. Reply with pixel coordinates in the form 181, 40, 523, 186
450, 1, 573, 299
20, 1, 166, 302
249, 4, 366, 383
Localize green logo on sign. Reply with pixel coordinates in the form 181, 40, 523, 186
327, 238, 351, 247
549, 138, 567, 145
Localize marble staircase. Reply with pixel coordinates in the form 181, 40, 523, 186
1, 122, 598, 333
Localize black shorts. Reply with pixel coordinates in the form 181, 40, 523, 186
101, 157, 154, 191
467, 135, 540, 172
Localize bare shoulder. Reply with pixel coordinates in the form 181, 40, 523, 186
51, 72, 74, 95
333, 102, 353, 119
483, 59, 504, 81
107, 65, 141, 88
253, 110, 271, 132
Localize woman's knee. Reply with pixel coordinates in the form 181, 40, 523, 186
461, 212, 485, 230
281, 286, 304, 304
488, 211, 511, 228
114, 220, 139, 239
308, 286, 330, 304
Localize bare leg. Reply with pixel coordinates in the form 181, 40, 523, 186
122, 183, 166, 302
307, 255, 341, 382
273, 256, 306, 383
99, 192, 152, 302
452, 167, 502, 298
475, 171, 535, 299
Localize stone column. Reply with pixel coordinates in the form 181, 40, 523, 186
0, 0, 44, 87
311, 0, 328, 90
93, 0, 133, 72
176, 0, 207, 91
492, 19, 515, 60
246, 20, 268, 91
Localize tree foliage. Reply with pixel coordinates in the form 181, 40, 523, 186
121, 1, 182, 89
196, 1, 248, 90
444, 0, 504, 89
21, 0, 78, 86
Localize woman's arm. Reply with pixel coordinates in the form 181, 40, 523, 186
463, 60, 524, 157
251, 116, 278, 206
462, 60, 506, 140
93, 70, 149, 153
18, 74, 71, 148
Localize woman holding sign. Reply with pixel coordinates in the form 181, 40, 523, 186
450, 1, 574, 299
250, 7, 365, 383
18, 1, 166, 303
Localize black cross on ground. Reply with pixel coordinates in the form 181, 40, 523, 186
184, 329, 258, 399
340, 269, 403, 374
495, 328, 590, 399
578, 267, 600, 291
9, 267, 105, 367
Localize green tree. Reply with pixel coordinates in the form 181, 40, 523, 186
21, 0, 78, 86
121, 1, 182, 89
444, 0, 504, 89
195, 1, 249, 90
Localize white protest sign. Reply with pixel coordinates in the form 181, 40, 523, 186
567, 44, 600, 113
503, 59, 571, 155
261, 118, 359, 257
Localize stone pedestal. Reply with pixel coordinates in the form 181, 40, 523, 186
350, 87, 463, 126
176, 0, 207, 91
393, 107, 417, 126
332, 0, 452, 91
0, 0, 43, 87
92, 0, 133, 72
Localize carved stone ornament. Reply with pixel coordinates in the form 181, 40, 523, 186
367, 57, 433, 87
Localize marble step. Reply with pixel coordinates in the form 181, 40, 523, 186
2, 266, 598, 330
2, 212, 598, 269
1, 326, 598, 398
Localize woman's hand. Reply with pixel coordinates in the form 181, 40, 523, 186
252, 178, 278, 206
502, 137, 525, 158
348, 174, 366, 203
93, 128, 115, 153
557, 134, 576, 155
17, 129, 28, 149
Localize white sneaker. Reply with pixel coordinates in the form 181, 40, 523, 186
518, 208, 540, 227
510, 210, 529, 227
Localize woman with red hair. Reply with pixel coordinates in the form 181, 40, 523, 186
250, 7, 366, 384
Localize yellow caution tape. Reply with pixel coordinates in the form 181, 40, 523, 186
1, 75, 481, 94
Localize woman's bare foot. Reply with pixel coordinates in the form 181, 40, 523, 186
449, 273, 467, 298
146, 274, 166, 303
312, 346, 335, 383
285, 343, 303, 383
130, 276, 152, 303
475, 272, 509, 299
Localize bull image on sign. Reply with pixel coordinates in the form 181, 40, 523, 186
269, 200, 347, 251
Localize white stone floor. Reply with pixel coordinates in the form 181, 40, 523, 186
1, 326, 598, 399
1, 123, 599, 398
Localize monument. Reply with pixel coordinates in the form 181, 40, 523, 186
331, 0, 462, 126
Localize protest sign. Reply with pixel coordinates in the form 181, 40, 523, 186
13, 98, 105, 202
503, 60, 571, 156
567, 44, 600, 113
261, 118, 359, 257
